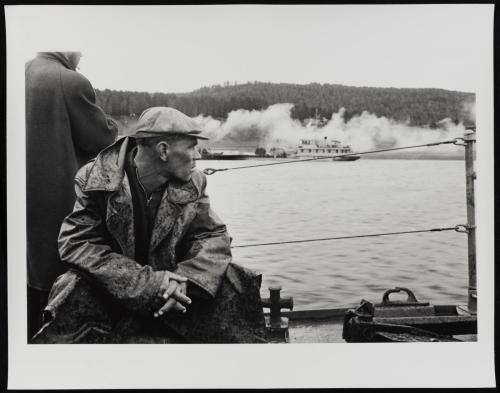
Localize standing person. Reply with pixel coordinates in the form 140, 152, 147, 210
25, 51, 118, 340
32, 107, 267, 344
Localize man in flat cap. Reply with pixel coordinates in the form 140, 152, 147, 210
33, 107, 267, 343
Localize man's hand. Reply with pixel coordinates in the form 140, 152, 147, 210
154, 272, 191, 318
158, 271, 188, 299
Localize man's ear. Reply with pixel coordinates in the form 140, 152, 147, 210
156, 141, 170, 162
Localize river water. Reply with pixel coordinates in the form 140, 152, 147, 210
196, 158, 469, 310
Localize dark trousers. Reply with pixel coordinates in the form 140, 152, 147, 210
27, 286, 49, 342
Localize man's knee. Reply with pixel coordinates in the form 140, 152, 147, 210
33, 269, 116, 343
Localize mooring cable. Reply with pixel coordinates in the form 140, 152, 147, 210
230, 225, 470, 248
203, 138, 464, 175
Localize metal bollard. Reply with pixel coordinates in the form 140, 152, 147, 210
261, 286, 293, 342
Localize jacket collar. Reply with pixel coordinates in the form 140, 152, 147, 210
37, 52, 75, 70
84, 137, 201, 204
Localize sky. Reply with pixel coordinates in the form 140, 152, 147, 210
6, 4, 493, 94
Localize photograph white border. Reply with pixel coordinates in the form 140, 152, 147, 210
5, 4, 496, 389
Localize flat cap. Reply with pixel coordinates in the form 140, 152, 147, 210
132, 107, 209, 140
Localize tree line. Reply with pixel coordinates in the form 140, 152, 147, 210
95, 81, 475, 128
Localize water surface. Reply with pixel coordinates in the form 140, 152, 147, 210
196, 158, 468, 310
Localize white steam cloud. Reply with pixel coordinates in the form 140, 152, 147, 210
194, 103, 469, 157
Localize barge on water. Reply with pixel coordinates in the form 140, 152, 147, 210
200, 148, 252, 160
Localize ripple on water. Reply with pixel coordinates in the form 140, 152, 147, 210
208, 160, 469, 309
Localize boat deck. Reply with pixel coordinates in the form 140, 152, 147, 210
289, 317, 345, 343
277, 307, 477, 343
282, 308, 347, 343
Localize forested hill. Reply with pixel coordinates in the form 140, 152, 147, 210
95, 82, 475, 128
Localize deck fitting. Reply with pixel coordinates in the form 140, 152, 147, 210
262, 286, 293, 342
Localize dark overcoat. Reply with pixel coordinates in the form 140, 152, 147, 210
26, 52, 118, 291
33, 137, 267, 343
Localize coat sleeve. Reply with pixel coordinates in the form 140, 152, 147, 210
174, 176, 232, 298
58, 167, 165, 315
61, 71, 118, 154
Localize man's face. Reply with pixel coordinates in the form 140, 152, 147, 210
162, 137, 201, 182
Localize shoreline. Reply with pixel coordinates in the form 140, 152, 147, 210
233, 155, 465, 161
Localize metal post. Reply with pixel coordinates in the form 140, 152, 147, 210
261, 286, 294, 342
464, 130, 476, 313
269, 286, 283, 326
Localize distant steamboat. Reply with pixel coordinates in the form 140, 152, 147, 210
295, 138, 360, 161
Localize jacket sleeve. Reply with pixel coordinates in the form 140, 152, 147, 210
58, 167, 165, 315
61, 72, 118, 154
174, 176, 232, 298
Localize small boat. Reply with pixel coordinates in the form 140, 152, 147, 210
332, 154, 360, 162
296, 138, 360, 161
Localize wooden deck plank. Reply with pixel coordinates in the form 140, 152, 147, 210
289, 318, 345, 343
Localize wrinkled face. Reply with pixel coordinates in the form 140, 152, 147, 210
162, 137, 201, 182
